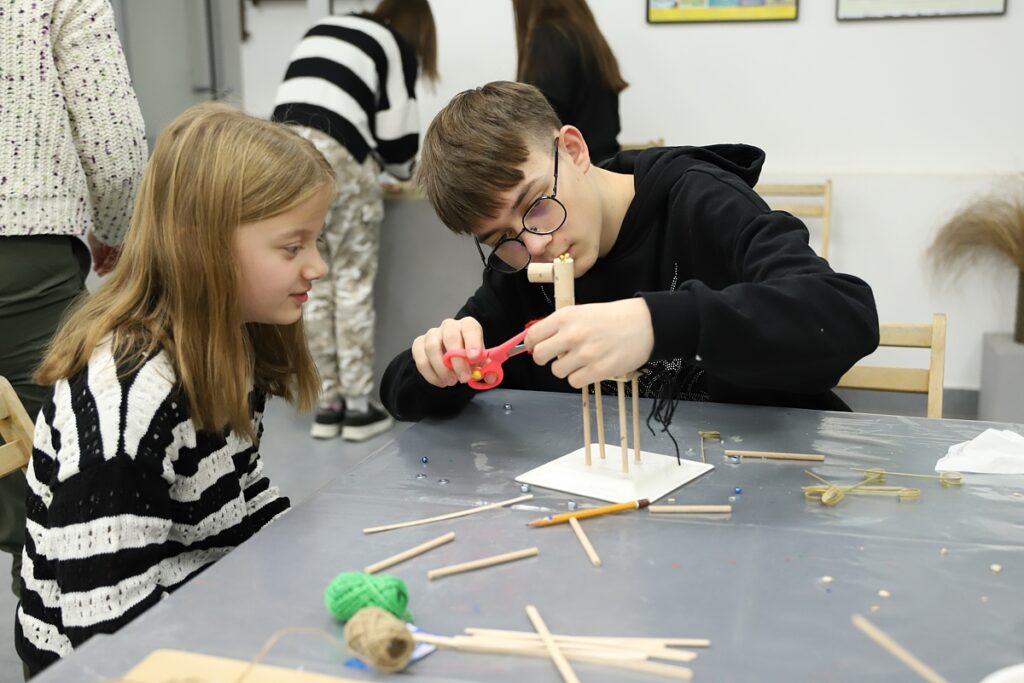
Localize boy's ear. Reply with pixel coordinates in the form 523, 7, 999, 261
559, 125, 591, 174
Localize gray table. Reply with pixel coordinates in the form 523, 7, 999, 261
34, 390, 1024, 682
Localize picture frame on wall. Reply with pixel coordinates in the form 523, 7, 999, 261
836, 0, 1007, 20
647, 0, 799, 24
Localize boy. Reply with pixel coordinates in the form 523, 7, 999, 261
381, 81, 878, 422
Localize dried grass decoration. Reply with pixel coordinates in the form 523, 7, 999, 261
929, 182, 1024, 343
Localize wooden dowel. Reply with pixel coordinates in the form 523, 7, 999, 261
851, 614, 950, 683
568, 517, 602, 567
463, 627, 711, 649
594, 389, 606, 459
526, 605, 580, 683
363, 494, 532, 534
631, 375, 641, 463
725, 449, 825, 462
415, 633, 694, 680
618, 379, 628, 473
363, 531, 455, 574
582, 386, 592, 466
427, 547, 538, 580
648, 505, 732, 514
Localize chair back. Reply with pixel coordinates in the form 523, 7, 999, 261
837, 314, 947, 418
755, 181, 833, 259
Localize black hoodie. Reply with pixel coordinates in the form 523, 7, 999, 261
381, 144, 879, 421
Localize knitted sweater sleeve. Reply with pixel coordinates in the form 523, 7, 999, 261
51, 0, 147, 246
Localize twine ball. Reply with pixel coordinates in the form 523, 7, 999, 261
344, 606, 414, 673
324, 571, 412, 623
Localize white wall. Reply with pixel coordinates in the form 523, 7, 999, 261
240, 0, 1024, 391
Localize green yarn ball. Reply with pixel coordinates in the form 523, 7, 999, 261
324, 571, 412, 623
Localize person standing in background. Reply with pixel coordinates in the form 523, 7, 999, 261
0, 0, 146, 606
273, 0, 438, 442
512, 0, 628, 165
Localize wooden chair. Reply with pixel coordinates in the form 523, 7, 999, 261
620, 138, 664, 151
754, 180, 832, 259
837, 314, 947, 418
0, 376, 34, 478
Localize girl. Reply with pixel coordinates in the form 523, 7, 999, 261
15, 103, 332, 677
513, 0, 628, 164
273, 0, 438, 441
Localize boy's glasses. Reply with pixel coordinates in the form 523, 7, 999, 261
475, 138, 567, 274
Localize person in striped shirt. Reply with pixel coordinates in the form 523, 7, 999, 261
273, 0, 438, 442
15, 103, 332, 677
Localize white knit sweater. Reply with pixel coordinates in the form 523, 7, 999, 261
0, 0, 147, 245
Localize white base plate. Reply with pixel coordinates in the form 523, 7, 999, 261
515, 447, 714, 504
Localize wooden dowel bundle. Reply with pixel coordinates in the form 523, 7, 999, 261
363, 494, 532, 534
415, 632, 695, 680
648, 505, 733, 514
364, 531, 455, 574
463, 628, 705, 657
427, 547, 539, 580
464, 628, 709, 649
725, 449, 825, 462
568, 517, 602, 567
526, 605, 580, 683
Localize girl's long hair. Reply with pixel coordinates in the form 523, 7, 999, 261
513, 0, 628, 94
36, 102, 334, 440
373, 0, 439, 83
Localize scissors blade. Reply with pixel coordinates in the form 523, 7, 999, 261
505, 342, 528, 359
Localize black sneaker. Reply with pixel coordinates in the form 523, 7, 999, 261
342, 401, 394, 442
310, 399, 344, 439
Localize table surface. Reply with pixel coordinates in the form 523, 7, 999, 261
35, 390, 1024, 683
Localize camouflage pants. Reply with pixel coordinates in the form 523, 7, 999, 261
291, 126, 383, 400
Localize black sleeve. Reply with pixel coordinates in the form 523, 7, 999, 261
522, 25, 578, 125
381, 276, 528, 422
640, 170, 879, 395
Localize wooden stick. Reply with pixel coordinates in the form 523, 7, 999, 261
363, 531, 455, 574
594, 388, 606, 459
568, 517, 602, 567
632, 374, 641, 463
582, 386, 591, 466
648, 505, 732, 514
851, 614, 950, 683
618, 379, 629, 473
363, 494, 532, 534
526, 605, 580, 683
427, 547, 538, 580
416, 633, 694, 680
464, 627, 711, 649
726, 449, 825, 462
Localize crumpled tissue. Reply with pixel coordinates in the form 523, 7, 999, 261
935, 428, 1024, 474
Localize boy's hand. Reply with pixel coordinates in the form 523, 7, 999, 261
526, 299, 655, 388
412, 317, 493, 388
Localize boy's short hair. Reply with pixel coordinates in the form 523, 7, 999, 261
416, 81, 561, 235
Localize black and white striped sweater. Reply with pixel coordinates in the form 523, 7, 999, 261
15, 344, 290, 677
272, 13, 419, 179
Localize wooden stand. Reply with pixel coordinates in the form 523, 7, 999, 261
518, 256, 712, 502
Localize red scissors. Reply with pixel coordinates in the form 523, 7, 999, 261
442, 329, 530, 390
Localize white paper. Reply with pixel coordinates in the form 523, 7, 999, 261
935, 428, 1024, 474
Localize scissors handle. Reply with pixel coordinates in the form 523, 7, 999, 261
441, 330, 528, 390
